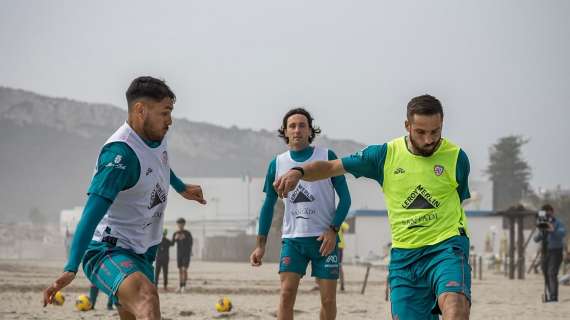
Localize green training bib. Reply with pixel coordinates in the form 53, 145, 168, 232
383, 137, 468, 248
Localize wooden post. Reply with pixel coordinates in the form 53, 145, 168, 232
472, 255, 477, 279
479, 256, 483, 280
509, 217, 516, 279
517, 215, 525, 279
361, 263, 371, 294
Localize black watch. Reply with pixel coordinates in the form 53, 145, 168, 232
329, 224, 340, 233
291, 166, 305, 177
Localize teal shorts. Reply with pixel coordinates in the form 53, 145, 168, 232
389, 236, 471, 319
82, 240, 156, 305
279, 237, 339, 280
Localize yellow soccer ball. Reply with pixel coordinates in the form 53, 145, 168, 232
75, 294, 92, 311
53, 291, 65, 306
215, 297, 232, 312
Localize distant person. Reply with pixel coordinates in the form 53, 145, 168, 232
155, 229, 173, 291
89, 284, 113, 310
274, 95, 472, 319
337, 221, 350, 292
42, 76, 207, 320
173, 218, 193, 293
249, 108, 351, 320
534, 204, 567, 302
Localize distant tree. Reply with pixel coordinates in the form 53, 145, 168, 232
486, 135, 532, 210
29, 207, 46, 225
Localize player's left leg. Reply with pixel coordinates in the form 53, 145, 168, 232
311, 243, 339, 319
117, 306, 136, 320
316, 279, 337, 320
438, 292, 470, 319
116, 271, 161, 320
429, 239, 472, 319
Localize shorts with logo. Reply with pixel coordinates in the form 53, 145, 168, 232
82, 240, 156, 305
279, 237, 339, 280
388, 235, 471, 319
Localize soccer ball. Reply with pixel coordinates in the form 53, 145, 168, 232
53, 291, 65, 306
75, 294, 92, 311
215, 297, 232, 312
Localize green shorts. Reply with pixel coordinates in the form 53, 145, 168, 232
82, 240, 156, 305
279, 237, 339, 280
389, 236, 471, 319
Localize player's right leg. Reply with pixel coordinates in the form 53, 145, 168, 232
116, 271, 161, 320
279, 272, 301, 320
278, 239, 310, 320
82, 242, 159, 319
317, 279, 337, 320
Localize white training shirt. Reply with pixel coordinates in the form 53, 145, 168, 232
92, 122, 170, 254
275, 146, 336, 238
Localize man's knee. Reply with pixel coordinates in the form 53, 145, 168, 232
438, 292, 470, 319
118, 273, 160, 316
320, 294, 336, 310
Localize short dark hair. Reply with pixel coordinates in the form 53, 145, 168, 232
407, 94, 443, 120
126, 76, 176, 110
176, 217, 186, 224
541, 204, 554, 212
278, 108, 321, 144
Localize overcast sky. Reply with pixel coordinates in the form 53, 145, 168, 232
1, 0, 569, 189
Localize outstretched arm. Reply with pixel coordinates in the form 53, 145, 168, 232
43, 194, 111, 306
274, 159, 345, 198
171, 169, 207, 205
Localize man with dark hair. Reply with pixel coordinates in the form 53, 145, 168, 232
172, 217, 193, 293
250, 108, 351, 320
275, 95, 472, 319
155, 229, 173, 291
43, 76, 207, 320
534, 204, 566, 302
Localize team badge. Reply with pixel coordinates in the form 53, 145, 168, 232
434, 165, 444, 176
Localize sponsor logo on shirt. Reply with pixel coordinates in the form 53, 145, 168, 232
289, 184, 315, 204
148, 183, 167, 209
105, 155, 127, 170
394, 167, 406, 175
401, 185, 441, 210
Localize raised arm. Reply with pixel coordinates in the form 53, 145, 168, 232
273, 159, 345, 198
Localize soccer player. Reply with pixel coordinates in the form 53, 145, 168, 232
250, 108, 351, 320
172, 217, 193, 292
274, 95, 472, 320
155, 229, 173, 291
42, 76, 207, 320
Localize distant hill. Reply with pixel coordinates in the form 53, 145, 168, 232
0, 87, 364, 222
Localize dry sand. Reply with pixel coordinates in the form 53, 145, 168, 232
0, 259, 568, 319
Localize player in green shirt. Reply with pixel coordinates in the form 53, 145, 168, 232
274, 95, 472, 320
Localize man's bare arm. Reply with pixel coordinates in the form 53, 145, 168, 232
274, 159, 347, 198
302, 159, 346, 181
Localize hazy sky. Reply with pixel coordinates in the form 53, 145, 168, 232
1, 0, 569, 189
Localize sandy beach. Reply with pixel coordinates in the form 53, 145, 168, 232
0, 259, 568, 319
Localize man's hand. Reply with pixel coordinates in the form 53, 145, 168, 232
42, 271, 76, 307
318, 228, 337, 256
250, 247, 265, 267
546, 222, 555, 232
180, 184, 207, 205
273, 169, 303, 198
